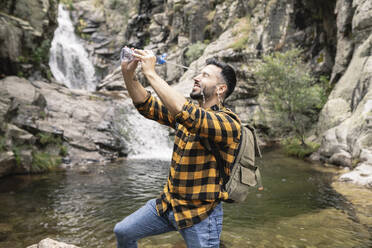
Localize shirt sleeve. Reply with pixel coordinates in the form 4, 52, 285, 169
175, 101, 241, 144
134, 91, 176, 129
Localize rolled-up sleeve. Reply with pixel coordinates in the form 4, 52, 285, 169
134, 92, 176, 129
175, 101, 240, 144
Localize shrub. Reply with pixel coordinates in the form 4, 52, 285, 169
31, 152, 62, 173
254, 48, 326, 146
281, 138, 320, 158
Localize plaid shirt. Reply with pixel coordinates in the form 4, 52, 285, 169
135, 92, 241, 229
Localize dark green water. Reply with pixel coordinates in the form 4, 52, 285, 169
0, 150, 370, 248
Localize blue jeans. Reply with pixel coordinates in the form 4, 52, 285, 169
114, 199, 223, 248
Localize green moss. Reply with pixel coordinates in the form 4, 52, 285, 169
230, 16, 251, 51
31, 152, 62, 173
60, 0, 74, 10
37, 133, 62, 146
185, 41, 207, 66
31, 39, 51, 65
281, 138, 320, 159
230, 35, 249, 51
59, 145, 68, 157
317, 53, 324, 63
174, 3, 184, 12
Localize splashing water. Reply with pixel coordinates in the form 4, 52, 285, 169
112, 99, 173, 160
49, 4, 97, 91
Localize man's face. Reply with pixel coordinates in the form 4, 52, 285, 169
190, 65, 223, 100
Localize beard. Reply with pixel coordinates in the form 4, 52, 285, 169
190, 90, 203, 100
189, 85, 214, 101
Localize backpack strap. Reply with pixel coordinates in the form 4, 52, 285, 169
245, 123, 262, 158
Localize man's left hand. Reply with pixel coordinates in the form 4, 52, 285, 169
133, 49, 157, 76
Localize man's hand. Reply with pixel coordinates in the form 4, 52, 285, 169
121, 49, 140, 82
132, 48, 186, 116
133, 49, 157, 77
120, 48, 147, 104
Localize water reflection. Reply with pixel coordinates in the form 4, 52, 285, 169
0, 151, 370, 248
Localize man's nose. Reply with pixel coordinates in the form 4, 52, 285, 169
193, 74, 201, 81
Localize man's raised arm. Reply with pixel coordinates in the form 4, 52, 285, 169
133, 49, 187, 116
121, 57, 148, 104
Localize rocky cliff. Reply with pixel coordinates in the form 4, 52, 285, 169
0, 0, 371, 186
92, 0, 371, 186
315, 0, 372, 186
0, 0, 58, 79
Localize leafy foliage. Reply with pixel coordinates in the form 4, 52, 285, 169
254, 48, 326, 145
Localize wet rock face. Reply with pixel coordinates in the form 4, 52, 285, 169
0, 0, 58, 78
0, 76, 128, 177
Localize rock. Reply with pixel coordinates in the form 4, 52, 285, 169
339, 163, 372, 187
315, 0, 372, 186
0, 151, 16, 177
329, 150, 352, 167
0, 223, 12, 242
26, 238, 80, 248
6, 124, 36, 146
0, 76, 128, 170
0, 0, 58, 77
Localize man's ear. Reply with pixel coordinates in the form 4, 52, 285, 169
217, 84, 228, 96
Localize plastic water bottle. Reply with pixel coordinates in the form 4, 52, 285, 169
120, 47, 192, 70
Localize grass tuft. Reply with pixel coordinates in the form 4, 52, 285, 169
281, 138, 320, 158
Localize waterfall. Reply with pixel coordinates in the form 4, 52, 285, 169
112, 99, 173, 160
49, 4, 97, 91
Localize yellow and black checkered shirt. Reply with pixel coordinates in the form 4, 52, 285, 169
135, 93, 241, 229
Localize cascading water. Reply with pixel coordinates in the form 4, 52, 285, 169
49, 4, 97, 91
111, 99, 173, 160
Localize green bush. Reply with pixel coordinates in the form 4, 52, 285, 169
254, 48, 326, 145
281, 138, 320, 158
31, 152, 62, 173
185, 42, 207, 66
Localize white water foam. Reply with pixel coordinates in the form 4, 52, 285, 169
49, 4, 97, 91
112, 99, 173, 160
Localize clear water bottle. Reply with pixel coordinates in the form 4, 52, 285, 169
120, 47, 167, 64
120, 46, 191, 70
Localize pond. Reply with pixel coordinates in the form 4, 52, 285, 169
0, 150, 371, 248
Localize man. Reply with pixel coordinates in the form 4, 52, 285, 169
114, 49, 241, 248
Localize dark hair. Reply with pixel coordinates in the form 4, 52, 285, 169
206, 58, 237, 99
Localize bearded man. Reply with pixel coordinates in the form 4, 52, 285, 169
114, 49, 241, 248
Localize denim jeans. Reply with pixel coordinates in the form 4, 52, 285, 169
114, 199, 223, 248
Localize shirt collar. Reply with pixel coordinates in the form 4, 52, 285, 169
210, 104, 222, 111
